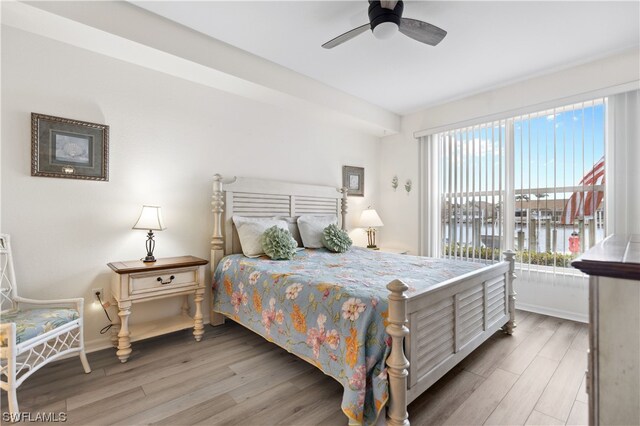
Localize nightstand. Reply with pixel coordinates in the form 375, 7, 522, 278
107, 256, 208, 363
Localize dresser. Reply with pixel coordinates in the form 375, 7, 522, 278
572, 234, 640, 425
107, 256, 208, 363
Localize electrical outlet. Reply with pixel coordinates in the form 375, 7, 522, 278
92, 288, 104, 299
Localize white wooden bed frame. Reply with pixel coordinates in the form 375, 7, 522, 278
209, 175, 516, 426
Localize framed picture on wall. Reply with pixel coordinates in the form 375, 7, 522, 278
342, 165, 364, 197
31, 113, 109, 181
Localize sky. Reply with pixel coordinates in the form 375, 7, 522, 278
514, 102, 605, 194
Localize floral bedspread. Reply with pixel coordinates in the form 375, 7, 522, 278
212, 247, 484, 425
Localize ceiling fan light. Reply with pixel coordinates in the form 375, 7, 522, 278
372, 21, 398, 40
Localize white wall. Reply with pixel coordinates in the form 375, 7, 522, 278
3, 1, 400, 137
378, 49, 640, 321
1, 27, 380, 350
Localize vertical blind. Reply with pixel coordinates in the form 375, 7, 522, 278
436, 99, 606, 270
513, 99, 606, 271
439, 121, 506, 263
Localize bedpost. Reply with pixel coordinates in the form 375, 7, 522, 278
503, 250, 517, 334
210, 174, 226, 326
386, 279, 410, 426
339, 187, 348, 231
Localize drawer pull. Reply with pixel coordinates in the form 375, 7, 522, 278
157, 275, 175, 285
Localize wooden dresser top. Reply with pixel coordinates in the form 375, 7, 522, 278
572, 234, 640, 280
108, 256, 208, 274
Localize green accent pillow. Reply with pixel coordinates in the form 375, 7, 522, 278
322, 224, 353, 253
261, 226, 298, 260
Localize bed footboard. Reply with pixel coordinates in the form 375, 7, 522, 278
386, 280, 410, 426
386, 251, 516, 424
503, 251, 517, 335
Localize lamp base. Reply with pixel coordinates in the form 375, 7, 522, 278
365, 228, 379, 250
142, 230, 157, 262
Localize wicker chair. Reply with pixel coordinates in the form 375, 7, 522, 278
0, 234, 90, 415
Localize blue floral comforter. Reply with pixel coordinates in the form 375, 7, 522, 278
212, 247, 484, 425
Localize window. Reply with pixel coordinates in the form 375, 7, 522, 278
439, 121, 506, 263
436, 99, 606, 270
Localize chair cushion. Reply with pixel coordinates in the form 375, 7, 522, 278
1, 308, 79, 345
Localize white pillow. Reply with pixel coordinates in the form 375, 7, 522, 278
297, 215, 338, 248
232, 216, 289, 258
275, 216, 303, 247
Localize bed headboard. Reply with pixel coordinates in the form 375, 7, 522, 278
211, 174, 348, 267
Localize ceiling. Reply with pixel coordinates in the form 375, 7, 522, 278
133, 1, 640, 115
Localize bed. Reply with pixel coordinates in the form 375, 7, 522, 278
209, 175, 516, 426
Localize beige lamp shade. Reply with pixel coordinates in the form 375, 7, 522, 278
132, 206, 166, 231
360, 208, 384, 228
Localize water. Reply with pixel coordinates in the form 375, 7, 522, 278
443, 223, 605, 254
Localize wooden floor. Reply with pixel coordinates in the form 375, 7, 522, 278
1, 310, 589, 425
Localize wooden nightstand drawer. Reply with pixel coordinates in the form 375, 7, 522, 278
129, 268, 197, 295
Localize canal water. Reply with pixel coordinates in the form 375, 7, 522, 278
443, 223, 605, 254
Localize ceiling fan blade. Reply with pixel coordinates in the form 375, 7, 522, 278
399, 18, 447, 46
322, 23, 371, 49
380, 0, 399, 10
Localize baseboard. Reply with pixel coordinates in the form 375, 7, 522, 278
518, 302, 588, 323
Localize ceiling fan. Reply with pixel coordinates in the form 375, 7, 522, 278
322, 0, 447, 49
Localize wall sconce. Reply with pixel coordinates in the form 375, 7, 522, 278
405, 179, 412, 194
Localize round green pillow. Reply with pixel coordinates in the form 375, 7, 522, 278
261, 226, 297, 260
322, 224, 352, 253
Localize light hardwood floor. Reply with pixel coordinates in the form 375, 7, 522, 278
1, 310, 588, 425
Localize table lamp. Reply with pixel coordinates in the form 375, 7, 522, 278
360, 207, 384, 250
132, 205, 166, 262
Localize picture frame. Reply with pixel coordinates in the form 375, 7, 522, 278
31, 113, 109, 181
342, 165, 364, 197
